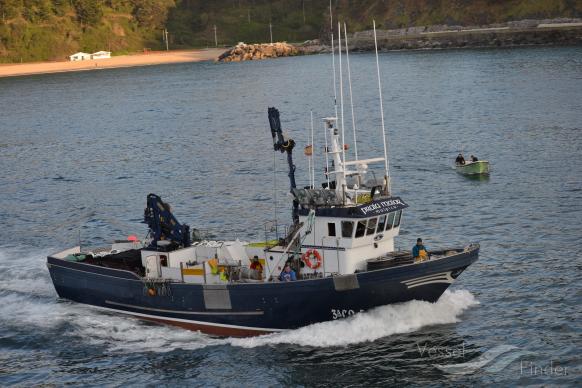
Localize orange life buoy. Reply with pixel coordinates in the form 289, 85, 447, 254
302, 249, 322, 269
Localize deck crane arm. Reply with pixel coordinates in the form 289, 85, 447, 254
268, 107, 299, 224
143, 193, 191, 249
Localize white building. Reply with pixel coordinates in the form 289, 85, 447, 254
91, 51, 111, 59
69, 52, 91, 61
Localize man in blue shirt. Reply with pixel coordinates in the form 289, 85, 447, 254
412, 238, 429, 261
279, 264, 297, 282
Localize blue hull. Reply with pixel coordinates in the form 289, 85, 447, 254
47, 246, 479, 336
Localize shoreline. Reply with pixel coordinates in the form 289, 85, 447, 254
2, 21, 581, 76
0, 49, 224, 78
349, 24, 582, 52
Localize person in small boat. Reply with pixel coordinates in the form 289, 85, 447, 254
470, 155, 479, 162
455, 153, 465, 165
412, 238, 429, 261
279, 264, 297, 282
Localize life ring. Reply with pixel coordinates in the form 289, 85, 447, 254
302, 249, 322, 269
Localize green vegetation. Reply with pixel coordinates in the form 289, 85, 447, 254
0, 0, 175, 63
1, 0, 580, 63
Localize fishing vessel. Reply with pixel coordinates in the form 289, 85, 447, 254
47, 21, 479, 337
455, 160, 490, 175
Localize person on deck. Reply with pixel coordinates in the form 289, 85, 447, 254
412, 238, 429, 262
455, 153, 465, 165
470, 155, 479, 162
250, 256, 263, 279
250, 256, 263, 271
279, 264, 297, 282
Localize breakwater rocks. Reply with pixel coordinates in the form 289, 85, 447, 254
217, 19, 582, 63
218, 42, 299, 62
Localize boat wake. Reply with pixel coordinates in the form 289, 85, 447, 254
0, 246, 479, 353
229, 289, 478, 348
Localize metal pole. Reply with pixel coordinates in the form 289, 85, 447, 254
373, 20, 391, 193
165, 29, 169, 51
214, 25, 218, 47
307, 120, 312, 188
269, 22, 273, 44
310, 110, 315, 188
329, 0, 338, 120
323, 121, 330, 187
337, 22, 346, 187
344, 22, 358, 161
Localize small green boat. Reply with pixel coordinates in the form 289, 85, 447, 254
455, 160, 490, 175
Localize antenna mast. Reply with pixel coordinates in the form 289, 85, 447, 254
337, 22, 347, 193
373, 20, 391, 194
307, 121, 312, 188
344, 22, 358, 161
323, 121, 330, 187
310, 110, 315, 188
329, 0, 338, 119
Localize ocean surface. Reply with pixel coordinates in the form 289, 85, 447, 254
0, 46, 581, 386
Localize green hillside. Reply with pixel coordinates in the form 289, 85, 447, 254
1, 0, 581, 63
0, 0, 174, 63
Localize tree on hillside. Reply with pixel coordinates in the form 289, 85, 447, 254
1, 0, 22, 21
132, 0, 175, 29
22, 0, 52, 23
72, 0, 104, 25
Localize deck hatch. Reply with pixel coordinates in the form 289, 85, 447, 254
203, 285, 232, 310
333, 274, 360, 291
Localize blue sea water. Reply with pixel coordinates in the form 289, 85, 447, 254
0, 46, 581, 386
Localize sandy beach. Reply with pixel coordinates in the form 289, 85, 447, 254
0, 49, 225, 78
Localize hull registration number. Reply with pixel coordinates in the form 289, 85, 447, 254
331, 309, 363, 319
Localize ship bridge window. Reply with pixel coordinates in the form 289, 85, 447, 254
341, 221, 354, 238
328, 222, 336, 237
394, 210, 402, 227
355, 220, 367, 238
377, 215, 387, 232
386, 212, 395, 231
366, 218, 377, 235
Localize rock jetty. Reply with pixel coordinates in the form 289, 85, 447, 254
218, 42, 300, 62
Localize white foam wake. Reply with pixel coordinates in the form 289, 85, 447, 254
0, 246, 55, 296
229, 289, 479, 348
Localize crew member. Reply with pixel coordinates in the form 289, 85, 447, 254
279, 264, 297, 282
412, 238, 429, 262
250, 256, 263, 271
250, 256, 263, 278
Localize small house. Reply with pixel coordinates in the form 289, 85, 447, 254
91, 51, 111, 60
69, 52, 91, 61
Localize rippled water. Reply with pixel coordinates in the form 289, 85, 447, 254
0, 47, 581, 386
